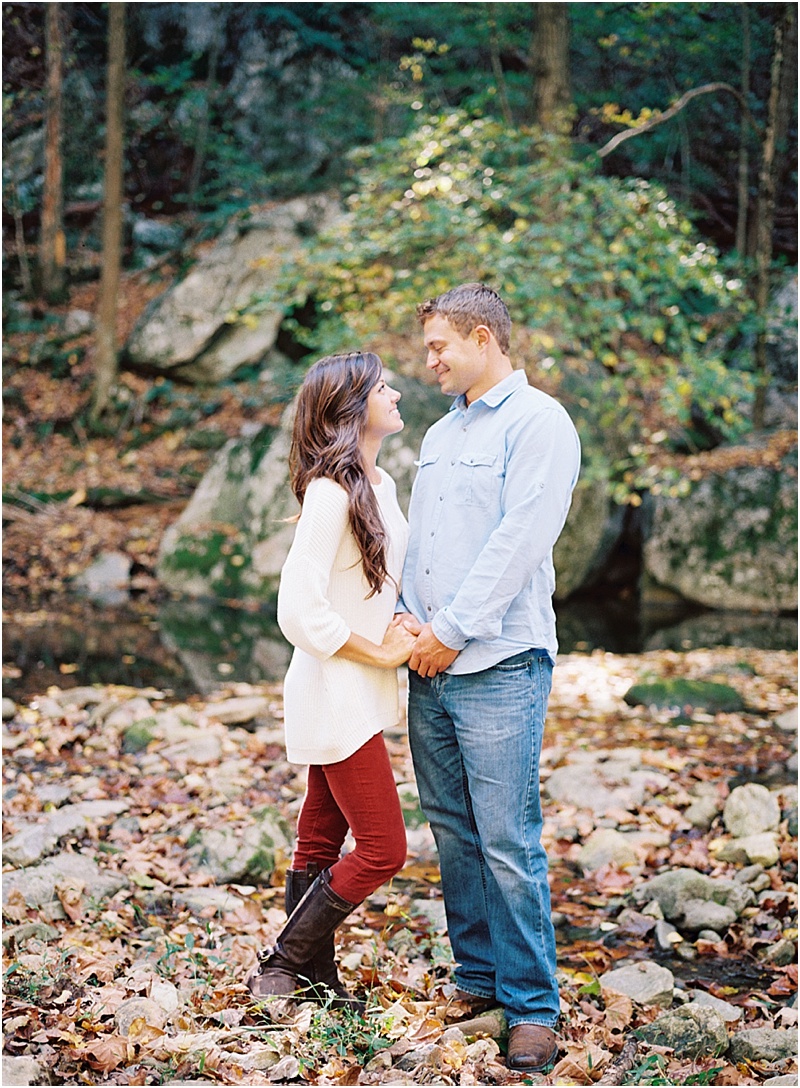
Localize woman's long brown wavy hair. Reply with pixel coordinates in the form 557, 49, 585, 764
290, 351, 390, 597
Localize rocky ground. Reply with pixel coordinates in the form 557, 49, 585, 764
2, 647, 797, 1086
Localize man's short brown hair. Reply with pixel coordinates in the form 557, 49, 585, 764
416, 282, 511, 355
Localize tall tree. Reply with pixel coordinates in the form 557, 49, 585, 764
40, 1, 65, 301
530, 2, 570, 131
752, 4, 797, 430
92, 2, 126, 421
735, 5, 751, 257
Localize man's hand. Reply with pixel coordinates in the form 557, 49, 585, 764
409, 622, 459, 677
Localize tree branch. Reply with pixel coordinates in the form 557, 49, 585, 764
597, 82, 759, 159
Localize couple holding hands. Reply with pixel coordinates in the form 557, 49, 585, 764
246, 282, 580, 1073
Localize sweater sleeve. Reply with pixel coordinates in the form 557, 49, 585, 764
277, 477, 353, 660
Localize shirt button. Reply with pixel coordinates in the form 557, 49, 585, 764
425, 569, 430, 574
451, 459, 455, 465
427, 606, 432, 612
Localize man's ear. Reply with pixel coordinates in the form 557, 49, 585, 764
473, 324, 492, 349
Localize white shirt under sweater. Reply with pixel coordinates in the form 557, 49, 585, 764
277, 468, 409, 765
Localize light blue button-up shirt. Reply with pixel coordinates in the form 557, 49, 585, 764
398, 369, 580, 673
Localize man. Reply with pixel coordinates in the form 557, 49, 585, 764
397, 283, 580, 1072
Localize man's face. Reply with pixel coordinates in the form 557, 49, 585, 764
423, 314, 487, 402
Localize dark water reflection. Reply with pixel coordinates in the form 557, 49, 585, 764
2, 593, 797, 703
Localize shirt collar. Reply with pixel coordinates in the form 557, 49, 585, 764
449, 369, 528, 413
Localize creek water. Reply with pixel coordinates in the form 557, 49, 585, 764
3, 591, 796, 703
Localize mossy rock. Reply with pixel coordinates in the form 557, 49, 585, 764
122, 719, 158, 753
624, 679, 745, 713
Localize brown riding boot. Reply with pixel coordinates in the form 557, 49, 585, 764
284, 864, 365, 1014
247, 868, 360, 1009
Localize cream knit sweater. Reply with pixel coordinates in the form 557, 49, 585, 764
277, 469, 408, 765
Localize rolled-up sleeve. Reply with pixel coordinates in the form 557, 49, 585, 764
277, 478, 352, 659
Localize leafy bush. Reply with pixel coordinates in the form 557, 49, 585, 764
277, 111, 754, 482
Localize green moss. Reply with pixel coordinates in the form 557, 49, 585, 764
122, 719, 157, 754
624, 679, 745, 713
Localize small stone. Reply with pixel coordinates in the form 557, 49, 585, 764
728, 1027, 799, 1064
641, 899, 665, 920
681, 898, 737, 933
774, 708, 798, 733
724, 783, 781, 837
688, 990, 743, 1023
600, 961, 675, 1007
204, 696, 270, 724
760, 938, 797, 967
735, 864, 766, 884
578, 828, 637, 873
2, 697, 17, 721
684, 795, 720, 830
115, 997, 167, 1036
736, 832, 781, 867
697, 929, 724, 943
1, 1056, 51, 1085
637, 1003, 729, 1058
655, 919, 683, 951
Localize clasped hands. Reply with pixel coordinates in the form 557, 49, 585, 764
385, 612, 459, 677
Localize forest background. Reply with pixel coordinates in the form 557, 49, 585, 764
1, 4, 799, 1087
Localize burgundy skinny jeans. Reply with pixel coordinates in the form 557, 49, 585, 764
292, 731, 407, 904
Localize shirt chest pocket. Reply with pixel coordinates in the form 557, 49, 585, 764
453, 452, 502, 507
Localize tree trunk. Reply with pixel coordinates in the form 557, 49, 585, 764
752, 5, 797, 430
735, 5, 751, 257
40, 2, 66, 301
530, 2, 570, 132
92, 2, 126, 422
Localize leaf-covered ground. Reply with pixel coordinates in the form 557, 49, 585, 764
2, 647, 796, 1086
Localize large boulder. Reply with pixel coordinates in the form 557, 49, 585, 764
643, 447, 798, 612
125, 196, 339, 382
157, 371, 609, 603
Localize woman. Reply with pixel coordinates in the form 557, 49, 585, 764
247, 352, 415, 1011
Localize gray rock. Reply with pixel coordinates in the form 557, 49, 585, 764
599, 961, 675, 1007
760, 938, 797, 967
172, 887, 247, 916
631, 868, 755, 924
763, 1077, 800, 1086
73, 550, 132, 605
132, 217, 183, 252
735, 863, 766, 884
724, 783, 781, 837
126, 197, 339, 382
643, 453, 797, 612
2, 800, 129, 867
719, 832, 781, 867
204, 695, 271, 724
684, 795, 720, 830
655, 919, 683, 951
728, 1027, 798, 1064
775, 707, 798, 734
578, 828, 638, 873
186, 805, 292, 883
2, 852, 127, 910
1, 1056, 51, 1086
637, 1003, 729, 1058
63, 309, 94, 336
697, 930, 724, 943
2, 922, 61, 950
688, 990, 743, 1023
115, 997, 167, 1036
681, 898, 737, 933
2, 696, 17, 720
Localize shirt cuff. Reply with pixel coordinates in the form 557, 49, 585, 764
432, 610, 469, 651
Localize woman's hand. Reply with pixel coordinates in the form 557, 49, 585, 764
379, 620, 418, 668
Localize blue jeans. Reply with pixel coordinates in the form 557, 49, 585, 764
408, 650, 559, 1028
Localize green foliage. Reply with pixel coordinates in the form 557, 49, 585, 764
279, 110, 754, 472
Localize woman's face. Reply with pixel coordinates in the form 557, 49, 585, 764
364, 374, 403, 441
